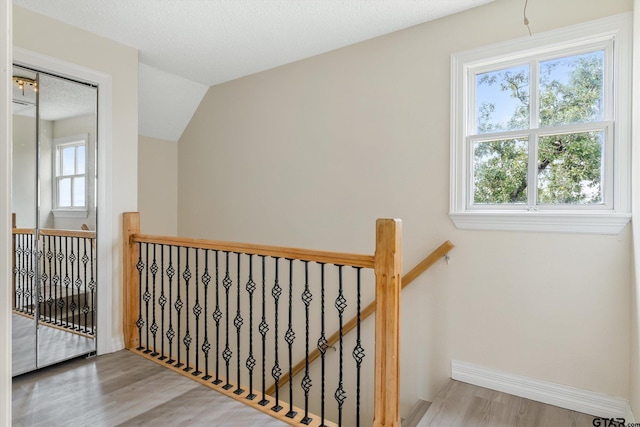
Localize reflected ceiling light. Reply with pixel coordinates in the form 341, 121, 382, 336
13, 76, 38, 96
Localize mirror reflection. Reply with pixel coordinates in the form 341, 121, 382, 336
11, 65, 98, 376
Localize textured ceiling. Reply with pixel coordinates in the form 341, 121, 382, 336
13, 0, 495, 140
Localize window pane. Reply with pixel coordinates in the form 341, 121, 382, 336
76, 145, 86, 174
62, 146, 75, 176
475, 64, 530, 134
473, 139, 528, 204
73, 177, 85, 207
537, 131, 604, 204
539, 50, 604, 127
59, 178, 71, 207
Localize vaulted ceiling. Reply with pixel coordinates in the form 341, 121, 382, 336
13, 0, 495, 141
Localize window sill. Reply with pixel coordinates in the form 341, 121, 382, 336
449, 211, 631, 234
52, 209, 89, 219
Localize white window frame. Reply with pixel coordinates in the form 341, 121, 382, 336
449, 14, 631, 234
52, 133, 89, 218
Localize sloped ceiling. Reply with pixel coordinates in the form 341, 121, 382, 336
13, 0, 495, 141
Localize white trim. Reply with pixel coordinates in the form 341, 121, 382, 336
451, 360, 629, 419
625, 403, 636, 423
14, 47, 116, 355
0, 0, 12, 424
449, 13, 632, 234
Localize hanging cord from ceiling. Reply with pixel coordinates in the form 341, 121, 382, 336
524, 0, 532, 36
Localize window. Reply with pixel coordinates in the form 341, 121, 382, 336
54, 134, 88, 215
450, 14, 631, 234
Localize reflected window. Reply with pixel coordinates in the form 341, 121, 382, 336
54, 135, 88, 210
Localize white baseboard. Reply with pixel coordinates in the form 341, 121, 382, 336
625, 403, 636, 423
451, 360, 628, 419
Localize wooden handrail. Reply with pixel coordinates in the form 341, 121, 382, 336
11, 227, 96, 239
266, 240, 455, 395
131, 233, 375, 268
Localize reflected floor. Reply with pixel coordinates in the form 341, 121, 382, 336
12, 313, 95, 376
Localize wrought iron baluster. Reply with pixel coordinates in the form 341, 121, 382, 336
182, 247, 193, 372
300, 261, 313, 425
150, 244, 159, 356
222, 251, 233, 390
285, 259, 296, 419
74, 237, 81, 330
28, 235, 35, 316
81, 238, 89, 332
175, 246, 184, 368
335, 266, 347, 426
193, 249, 203, 376
317, 263, 327, 426
53, 236, 60, 324
271, 257, 282, 413
166, 246, 176, 364
69, 237, 76, 329
234, 253, 244, 395
353, 267, 364, 427
202, 250, 212, 379
158, 245, 167, 361
135, 243, 145, 351
43, 236, 52, 322
40, 236, 48, 322
258, 255, 269, 406
89, 237, 95, 335
213, 250, 222, 384
63, 237, 71, 327
245, 254, 257, 400
143, 243, 151, 353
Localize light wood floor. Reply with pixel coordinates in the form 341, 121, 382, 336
12, 313, 95, 376
13, 349, 288, 427
417, 379, 598, 427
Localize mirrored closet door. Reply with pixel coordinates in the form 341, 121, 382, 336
11, 64, 98, 376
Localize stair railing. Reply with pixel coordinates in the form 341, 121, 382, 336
11, 217, 97, 336
267, 240, 455, 396
123, 212, 403, 426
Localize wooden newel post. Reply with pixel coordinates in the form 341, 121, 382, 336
373, 218, 402, 427
123, 212, 141, 349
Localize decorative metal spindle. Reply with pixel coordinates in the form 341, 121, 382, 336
53, 236, 59, 324
300, 261, 313, 425
317, 263, 327, 425
166, 246, 176, 364
353, 268, 364, 427
334, 266, 347, 425
222, 252, 233, 390
258, 255, 269, 406
41, 236, 49, 322
234, 253, 244, 395
12, 235, 18, 309
158, 245, 167, 361
193, 249, 203, 376
245, 254, 257, 400
201, 250, 212, 379
285, 259, 297, 419
28, 235, 35, 316
47, 236, 54, 323
213, 250, 222, 385
271, 257, 283, 413
182, 247, 193, 372
82, 238, 89, 332
69, 237, 77, 328
143, 243, 151, 353
150, 244, 159, 356
135, 243, 145, 351
74, 237, 82, 330
89, 238, 96, 335
175, 246, 184, 368
63, 237, 71, 327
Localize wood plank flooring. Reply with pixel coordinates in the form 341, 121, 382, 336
12, 349, 288, 427
417, 379, 599, 427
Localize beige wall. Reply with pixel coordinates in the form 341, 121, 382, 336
14, 5, 138, 352
179, 0, 634, 415
138, 135, 178, 235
